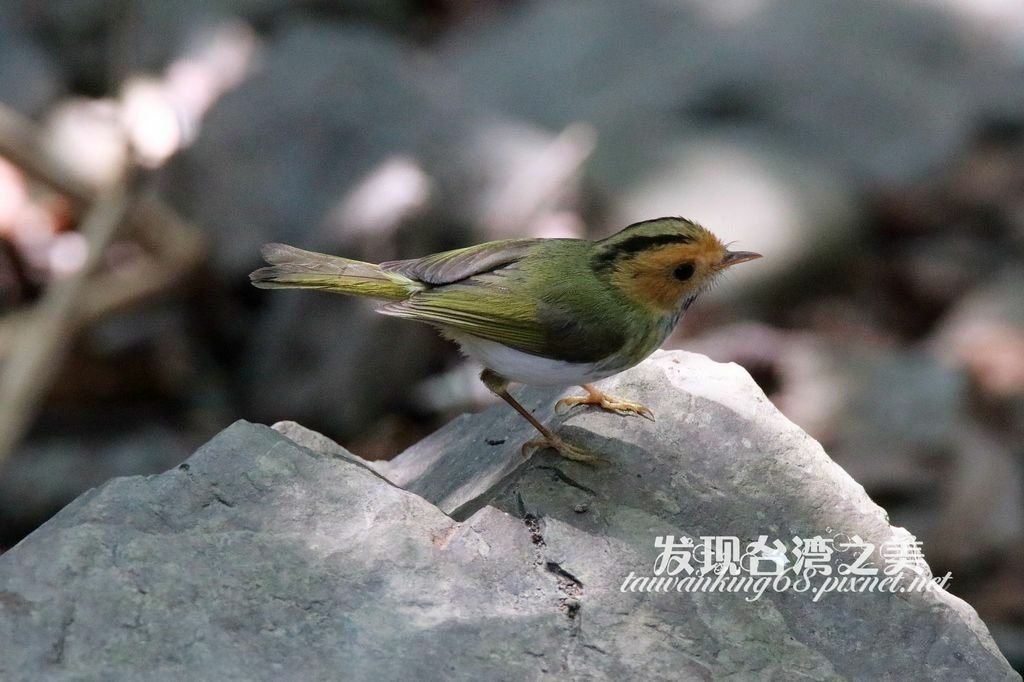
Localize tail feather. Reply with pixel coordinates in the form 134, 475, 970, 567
250, 243, 418, 301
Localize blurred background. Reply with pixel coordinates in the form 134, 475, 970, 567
0, 0, 1022, 669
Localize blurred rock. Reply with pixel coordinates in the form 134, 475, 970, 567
613, 134, 858, 296
435, 0, 1024, 303
0, 352, 1016, 679
166, 20, 466, 438
1, 2, 223, 96
932, 269, 1024, 401
876, 233, 1001, 336
167, 18, 593, 276
243, 292, 448, 439
0, 24, 62, 116
164, 20, 466, 278
0, 1, 418, 98
929, 270, 1024, 475
460, 120, 593, 240
441, 0, 1024, 188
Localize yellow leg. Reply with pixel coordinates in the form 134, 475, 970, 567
556, 383, 655, 421
480, 370, 606, 465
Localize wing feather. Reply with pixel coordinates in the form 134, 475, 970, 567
379, 237, 627, 363
380, 239, 543, 285
379, 281, 549, 355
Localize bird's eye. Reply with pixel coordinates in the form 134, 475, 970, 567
673, 263, 695, 281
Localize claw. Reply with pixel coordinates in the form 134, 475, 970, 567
556, 385, 656, 422
480, 371, 611, 465
521, 435, 608, 465
553, 399, 575, 416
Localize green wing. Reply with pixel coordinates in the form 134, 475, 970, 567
380, 239, 543, 285
379, 238, 627, 362
381, 287, 547, 354
378, 270, 550, 355
378, 238, 550, 354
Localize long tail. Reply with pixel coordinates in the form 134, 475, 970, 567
249, 243, 420, 301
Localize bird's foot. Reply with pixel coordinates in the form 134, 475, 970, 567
555, 384, 655, 421
521, 434, 607, 465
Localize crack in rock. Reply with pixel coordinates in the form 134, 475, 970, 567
546, 561, 583, 620
48, 606, 75, 666
179, 462, 237, 509
535, 465, 596, 495
515, 491, 584, 624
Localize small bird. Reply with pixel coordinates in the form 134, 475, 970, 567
250, 217, 760, 463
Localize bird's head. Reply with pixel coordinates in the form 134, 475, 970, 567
592, 217, 760, 314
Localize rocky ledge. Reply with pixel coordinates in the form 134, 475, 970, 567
0, 351, 1017, 681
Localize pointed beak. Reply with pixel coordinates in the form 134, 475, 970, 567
719, 250, 762, 268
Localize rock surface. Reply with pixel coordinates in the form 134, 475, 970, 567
0, 351, 1017, 680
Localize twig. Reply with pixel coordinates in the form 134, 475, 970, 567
0, 103, 208, 468
0, 103, 93, 205
78, 197, 206, 320
0, 184, 131, 464
0, 198, 206, 360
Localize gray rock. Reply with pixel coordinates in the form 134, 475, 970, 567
691, 326, 1024, 573
0, 421, 194, 548
0, 421, 568, 681
0, 352, 1017, 680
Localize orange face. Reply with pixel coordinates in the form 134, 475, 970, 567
609, 234, 743, 313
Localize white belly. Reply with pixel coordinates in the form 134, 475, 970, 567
448, 332, 622, 387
